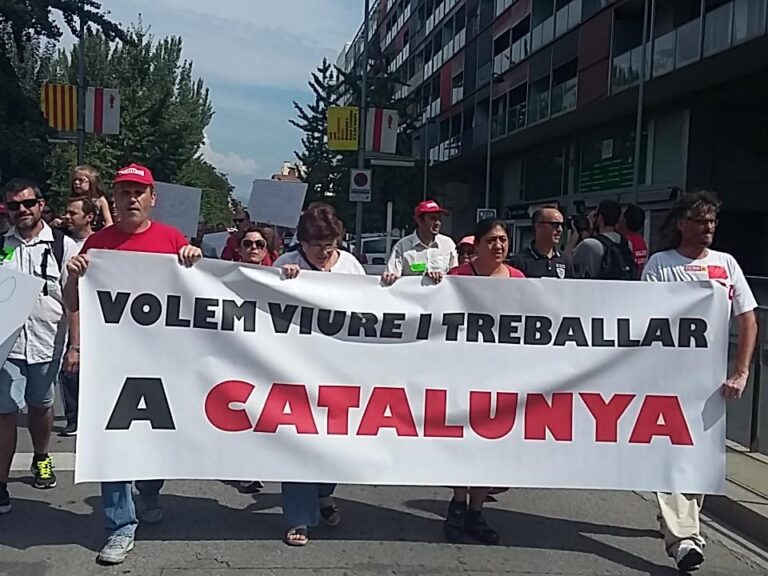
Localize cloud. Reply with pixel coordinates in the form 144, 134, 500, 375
201, 133, 258, 177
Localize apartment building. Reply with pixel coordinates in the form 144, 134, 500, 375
340, 0, 768, 274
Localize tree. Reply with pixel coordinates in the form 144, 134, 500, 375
177, 156, 237, 228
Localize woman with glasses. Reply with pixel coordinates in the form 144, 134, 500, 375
272, 203, 364, 547
442, 218, 524, 546
71, 165, 113, 229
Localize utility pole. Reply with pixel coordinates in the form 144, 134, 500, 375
76, 0, 86, 165
632, 0, 651, 204
355, 0, 370, 258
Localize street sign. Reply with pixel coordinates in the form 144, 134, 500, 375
477, 208, 497, 222
328, 106, 360, 151
350, 169, 372, 203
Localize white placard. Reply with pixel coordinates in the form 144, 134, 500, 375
0, 266, 45, 365
248, 179, 308, 229
77, 251, 730, 494
153, 182, 203, 238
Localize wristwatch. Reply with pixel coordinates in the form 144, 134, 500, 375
69, 345, 81, 352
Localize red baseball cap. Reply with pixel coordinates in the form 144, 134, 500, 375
114, 163, 154, 186
414, 200, 448, 218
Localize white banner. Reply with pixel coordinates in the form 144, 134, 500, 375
0, 266, 45, 365
153, 182, 203, 239
77, 251, 731, 493
248, 179, 307, 229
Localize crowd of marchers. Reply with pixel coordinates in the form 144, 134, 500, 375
0, 162, 757, 573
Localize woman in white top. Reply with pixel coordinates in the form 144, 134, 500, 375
273, 203, 364, 547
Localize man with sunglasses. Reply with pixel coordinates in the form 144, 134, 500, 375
643, 191, 757, 573
508, 207, 574, 278
0, 178, 80, 514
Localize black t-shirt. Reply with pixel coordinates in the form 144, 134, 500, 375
508, 244, 574, 279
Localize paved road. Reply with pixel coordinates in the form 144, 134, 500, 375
4, 421, 768, 576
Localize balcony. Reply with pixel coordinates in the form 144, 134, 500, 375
528, 89, 550, 124
531, 16, 555, 52
430, 135, 462, 163
384, 3, 412, 48
555, 0, 582, 39
425, 0, 458, 35
491, 110, 506, 139
510, 35, 531, 65
451, 86, 464, 106
496, 0, 514, 17
507, 102, 527, 133
550, 77, 578, 117
611, 45, 650, 93
493, 49, 511, 75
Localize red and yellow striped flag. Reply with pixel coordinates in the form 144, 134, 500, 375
40, 84, 77, 132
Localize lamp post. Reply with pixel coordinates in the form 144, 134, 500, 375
354, 0, 371, 258
484, 71, 504, 210
632, 0, 651, 204
76, 0, 86, 164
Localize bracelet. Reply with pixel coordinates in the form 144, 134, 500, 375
69, 345, 81, 352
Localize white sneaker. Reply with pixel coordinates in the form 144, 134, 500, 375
97, 532, 135, 565
675, 540, 704, 573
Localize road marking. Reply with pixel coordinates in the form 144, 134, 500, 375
12, 452, 76, 471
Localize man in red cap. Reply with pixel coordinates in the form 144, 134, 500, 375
382, 200, 458, 284
64, 163, 202, 565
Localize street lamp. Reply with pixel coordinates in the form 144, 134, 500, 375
632, 0, 652, 204
484, 71, 505, 210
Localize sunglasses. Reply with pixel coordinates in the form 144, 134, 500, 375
539, 221, 564, 229
241, 239, 266, 249
7, 199, 40, 211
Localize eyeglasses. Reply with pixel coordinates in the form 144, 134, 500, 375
241, 239, 266, 250
6, 199, 40, 211
538, 221, 564, 229
306, 241, 337, 251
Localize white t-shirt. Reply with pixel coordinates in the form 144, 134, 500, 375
385, 232, 458, 276
273, 249, 366, 275
642, 249, 757, 316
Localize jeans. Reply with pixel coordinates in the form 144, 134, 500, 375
281, 482, 336, 527
59, 370, 78, 426
101, 480, 165, 536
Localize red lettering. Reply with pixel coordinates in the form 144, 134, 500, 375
424, 389, 464, 438
205, 380, 254, 432
357, 387, 418, 437
253, 383, 319, 434
468, 391, 518, 440
629, 395, 694, 445
317, 385, 361, 435
580, 393, 635, 443
524, 393, 573, 441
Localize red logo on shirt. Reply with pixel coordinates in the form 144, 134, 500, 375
707, 266, 728, 280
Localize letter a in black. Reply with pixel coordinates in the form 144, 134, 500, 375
106, 378, 176, 430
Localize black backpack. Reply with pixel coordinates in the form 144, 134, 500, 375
0, 228, 66, 294
595, 234, 639, 280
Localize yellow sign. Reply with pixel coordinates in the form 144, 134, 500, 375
327, 106, 359, 151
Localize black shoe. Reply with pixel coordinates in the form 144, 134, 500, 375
443, 498, 466, 542
0, 484, 10, 514
239, 481, 263, 494
465, 511, 499, 545
59, 423, 77, 437
30, 455, 57, 489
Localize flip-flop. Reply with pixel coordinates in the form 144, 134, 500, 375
320, 504, 341, 527
284, 526, 309, 547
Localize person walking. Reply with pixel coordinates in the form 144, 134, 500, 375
572, 200, 638, 280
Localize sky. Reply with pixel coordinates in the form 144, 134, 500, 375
61, 0, 362, 201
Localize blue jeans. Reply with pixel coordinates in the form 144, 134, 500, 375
281, 482, 336, 527
101, 480, 164, 536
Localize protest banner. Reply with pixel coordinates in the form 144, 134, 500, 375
0, 266, 45, 365
248, 179, 308, 229
153, 182, 203, 238
77, 251, 731, 493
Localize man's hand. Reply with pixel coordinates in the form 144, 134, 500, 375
722, 370, 749, 400
381, 272, 398, 286
281, 264, 301, 279
67, 254, 90, 278
426, 271, 444, 284
63, 347, 80, 374
178, 245, 203, 267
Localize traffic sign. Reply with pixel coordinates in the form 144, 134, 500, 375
350, 169, 372, 203
477, 208, 497, 222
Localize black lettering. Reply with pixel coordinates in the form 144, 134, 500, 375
299, 306, 314, 335
524, 316, 553, 345
269, 302, 298, 334
317, 309, 346, 336
553, 317, 589, 347
416, 314, 432, 340
442, 313, 466, 342
380, 313, 406, 339
193, 298, 219, 330
617, 318, 640, 347
106, 377, 175, 430
165, 295, 191, 328
98, 290, 130, 324
467, 313, 496, 343
498, 315, 522, 344
130, 293, 162, 327
222, 300, 257, 332
678, 318, 708, 348
640, 318, 675, 347
348, 312, 379, 338
591, 318, 615, 347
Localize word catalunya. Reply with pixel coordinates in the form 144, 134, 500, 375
108, 379, 694, 446
97, 291, 710, 348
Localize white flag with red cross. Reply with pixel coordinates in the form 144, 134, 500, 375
85, 87, 121, 135
365, 108, 398, 154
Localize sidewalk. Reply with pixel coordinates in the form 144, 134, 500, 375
704, 441, 768, 546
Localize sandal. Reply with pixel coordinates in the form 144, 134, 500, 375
284, 526, 309, 547
465, 512, 499, 545
443, 499, 466, 542
320, 504, 341, 527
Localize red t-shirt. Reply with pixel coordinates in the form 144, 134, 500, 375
80, 221, 188, 255
625, 231, 648, 272
448, 262, 526, 278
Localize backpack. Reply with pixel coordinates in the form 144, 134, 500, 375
0, 228, 66, 294
595, 234, 639, 280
